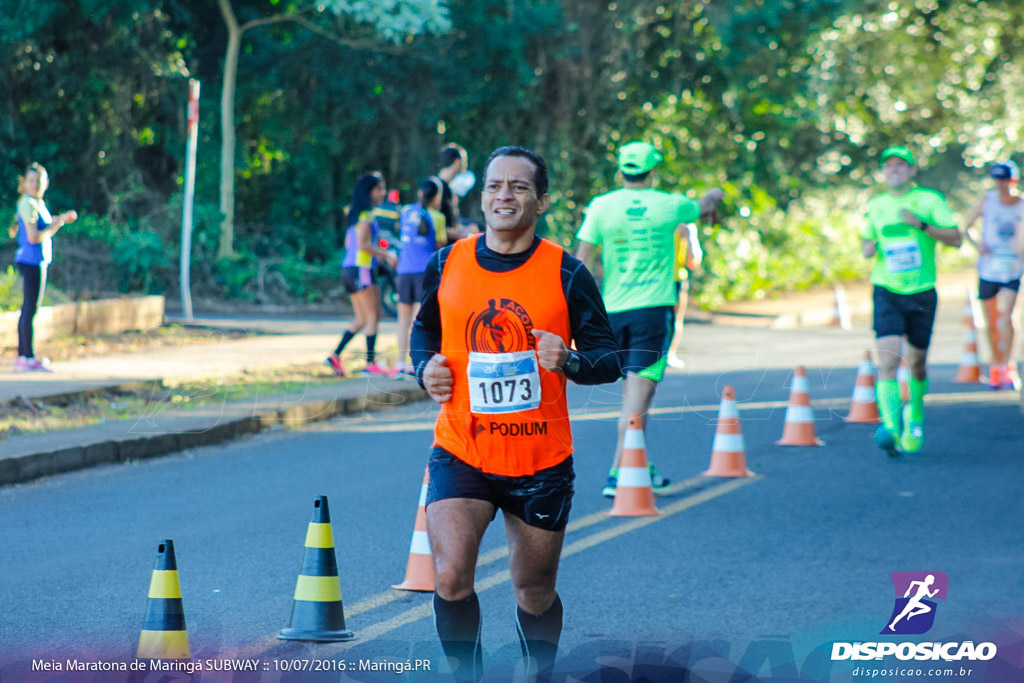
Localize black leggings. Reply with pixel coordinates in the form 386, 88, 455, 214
16, 262, 45, 358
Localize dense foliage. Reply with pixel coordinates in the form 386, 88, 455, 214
2, 0, 1020, 308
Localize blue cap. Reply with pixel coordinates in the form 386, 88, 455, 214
991, 161, 1020, 180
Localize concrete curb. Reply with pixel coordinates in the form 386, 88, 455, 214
1, 379, 167, 408
0, 295, 165, 350
0, 383, 429, 487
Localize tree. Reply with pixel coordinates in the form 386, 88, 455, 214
215, 0, 451, 259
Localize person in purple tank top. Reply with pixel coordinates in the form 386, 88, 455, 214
392, 177, 448, 377
325, 172, 397, 377
9, 163, 77, 373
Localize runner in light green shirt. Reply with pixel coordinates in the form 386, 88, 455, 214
862, 187, 956, 295
576, 188, 700, 313
576, 141, 723, 498
861, 146, 962, 457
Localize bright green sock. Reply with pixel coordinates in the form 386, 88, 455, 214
876, 379, 902, 434
909, 377, 928, 424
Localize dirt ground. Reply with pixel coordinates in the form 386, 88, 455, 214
0, 324, 252, 363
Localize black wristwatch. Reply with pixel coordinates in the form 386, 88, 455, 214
562, 350, 582, 377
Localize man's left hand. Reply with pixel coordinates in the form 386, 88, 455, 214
532, 329, 569, 373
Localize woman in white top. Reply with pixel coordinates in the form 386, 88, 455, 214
9, 163, 77, 372
962, 161, 1024, 390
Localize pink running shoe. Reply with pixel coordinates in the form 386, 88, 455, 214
388, 362, 412, 379
323, 355, 346, 377
1002, 364, 1021, 391
988, 365, 1004, 390
14, 356, 52, 373
364, 362, 390, 376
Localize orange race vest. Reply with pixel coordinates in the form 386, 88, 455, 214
434, 235, 573, 476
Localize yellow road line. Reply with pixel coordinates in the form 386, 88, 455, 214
327, 475, 763, 651
330, 390, 1015, 433
345, 474, 709, 618
238, 474, 757, 657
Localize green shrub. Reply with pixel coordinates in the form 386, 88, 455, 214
0, 266, 71, 311
0, 266, 19, 312
692, 189, 868, 308
113, 230, 169, 293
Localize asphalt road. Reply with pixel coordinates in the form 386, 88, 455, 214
2, 307, 1023, 682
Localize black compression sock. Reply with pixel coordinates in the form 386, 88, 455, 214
516, 594, 563, 677
433, 592, 483, 681
366, 334, 377, 365
334, 330, 355, 356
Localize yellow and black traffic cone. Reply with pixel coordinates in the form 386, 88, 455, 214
278, 495, 355, 642
137, 539, 191, 659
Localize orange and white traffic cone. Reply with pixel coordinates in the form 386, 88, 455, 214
845, 351, 881, 424
954, 294, 982, 383
776, 366, 824, 446
704, 386, 753, 477
953, 328, 982, 383
964, 288, 981, 328
392, 467, 434, 592
832, 284, 852, 330
609, 415, 659, 517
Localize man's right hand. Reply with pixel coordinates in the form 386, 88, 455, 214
423, 354, 454, 403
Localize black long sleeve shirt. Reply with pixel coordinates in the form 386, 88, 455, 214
411, 235, 622, 386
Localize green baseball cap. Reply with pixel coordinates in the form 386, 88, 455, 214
618, 142, 663, 174
880, 146, 916, 167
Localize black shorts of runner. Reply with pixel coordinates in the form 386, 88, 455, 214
872, 285, 938, 349
396, 272, 426, 305
341, 266, 375, 295
607, 305, 675, 381
425, 447, 574, 532
978, 278, 1021, 301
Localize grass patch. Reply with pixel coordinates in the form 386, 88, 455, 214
0, 361, 357, 440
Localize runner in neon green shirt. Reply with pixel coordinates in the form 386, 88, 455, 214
862, 146, 962, 455
576, 141, 722, 496
576, 187, 700, 312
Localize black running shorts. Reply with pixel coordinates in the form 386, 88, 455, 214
978, 277, 1021, 301
425, 448, 574, 532
607, 305, 675, 381
341, 266, 375, 295
872, 285, 938, 349
396, 272, 426, 305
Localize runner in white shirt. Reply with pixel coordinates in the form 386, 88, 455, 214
963, 161, 1024, 390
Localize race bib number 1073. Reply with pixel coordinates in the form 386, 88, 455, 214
468, 351, 541, 414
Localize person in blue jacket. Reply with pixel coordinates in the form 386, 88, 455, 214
393, 177, 448, 376
10, 162, 77, 372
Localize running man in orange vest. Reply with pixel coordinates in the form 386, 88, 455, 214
410, 146, 621, 680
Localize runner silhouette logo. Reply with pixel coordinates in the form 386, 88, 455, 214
881, 571, 949, 635
465, 298, 534, 353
